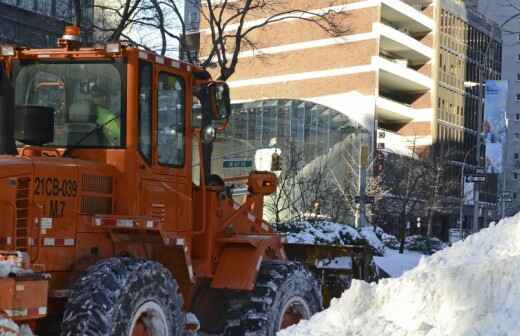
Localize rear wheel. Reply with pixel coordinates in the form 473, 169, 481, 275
194, 260, 322, 336
61, 257, 183, 336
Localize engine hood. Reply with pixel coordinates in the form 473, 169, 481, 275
0, 155, 114, 179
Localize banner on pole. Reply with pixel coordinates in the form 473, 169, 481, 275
483, 80, 508, 174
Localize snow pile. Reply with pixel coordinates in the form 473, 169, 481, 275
281, 221, 365, 246
279, 214, 520, 336
360, 226, 386, 255
0, 261, 25, 278
0, 255, 31, 278
0, 316, 20, 336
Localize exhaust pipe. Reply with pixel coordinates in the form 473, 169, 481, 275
0, 64, 17, 155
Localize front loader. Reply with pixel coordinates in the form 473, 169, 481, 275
0, 26, 374, 336
0, 25, 322, 335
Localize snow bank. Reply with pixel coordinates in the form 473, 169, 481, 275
279, 213, 520, 336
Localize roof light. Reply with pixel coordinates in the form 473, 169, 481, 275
62, 25, 81, 42
105, 42, 121, 54
0, 45, 15, 56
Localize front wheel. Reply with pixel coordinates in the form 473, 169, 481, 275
61, 257, 184, 336
194, 261, 322, 336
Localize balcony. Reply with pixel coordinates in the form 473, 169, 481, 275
374, 22, 433, 64
380, 0, 434, 35
372, 56, 432, 93
377, 128, 432, 156
377, 96, 417, 122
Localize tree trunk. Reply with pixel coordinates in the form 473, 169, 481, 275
427, 209, 433, 237
399, 215, 406, 254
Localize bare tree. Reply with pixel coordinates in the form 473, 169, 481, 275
92, 0, 350, 80
372, 141, 430, 253
422, 148, 459, 239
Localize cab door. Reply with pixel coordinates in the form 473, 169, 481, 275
139, 60, 192, 232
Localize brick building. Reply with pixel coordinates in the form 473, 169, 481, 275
198, 0, 501, 235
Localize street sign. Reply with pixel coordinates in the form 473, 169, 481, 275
223, 160, 253, 169
465, 175, 486, 183
354, 196, 375, 204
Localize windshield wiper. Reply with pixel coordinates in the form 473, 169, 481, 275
62, 116, 119, 157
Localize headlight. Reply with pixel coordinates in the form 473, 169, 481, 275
0, 45, 15, 57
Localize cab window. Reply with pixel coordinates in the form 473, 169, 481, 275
139, 61, 153, 162
157, 73, 185, 167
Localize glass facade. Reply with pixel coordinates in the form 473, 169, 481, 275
211, 99, 371, 224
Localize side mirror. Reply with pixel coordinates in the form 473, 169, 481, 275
202, 125, 216, 144
208, 82, 231, 124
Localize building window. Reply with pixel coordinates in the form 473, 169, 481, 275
515, 153, 520, 160
516, 94, 520, 101
517, 73, 520, 81
516, 113, 520, 121
514, 173, 519, 180
518, 54, 520, 61
514, 193, 518, 200
515, 133, 520, 140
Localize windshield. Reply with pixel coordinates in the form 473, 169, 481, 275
15, 62, 123, 148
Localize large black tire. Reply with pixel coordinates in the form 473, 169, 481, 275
195, 260, 322, 336
60, 257, 184, 336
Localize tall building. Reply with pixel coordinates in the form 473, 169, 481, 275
198, 0, 501, 235
0, 0, 94, 47
469, 0, 520, 216
435, 0, 502, 231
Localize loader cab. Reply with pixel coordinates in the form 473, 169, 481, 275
1, 36, 231, 232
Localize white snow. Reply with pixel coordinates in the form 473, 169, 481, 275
360, 226, 386, 255
374, 248, 423, 277
0, 316, 20, 336
284, 221, 363, 246
0, 260, 29, 278
279, 213, 520, 336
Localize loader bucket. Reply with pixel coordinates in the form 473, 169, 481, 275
283, 243, 376, 307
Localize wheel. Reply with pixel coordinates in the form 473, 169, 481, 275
194, 260, 322, 336
60, 257, 184, 336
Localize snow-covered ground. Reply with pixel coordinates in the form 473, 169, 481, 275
374, 248, 423, 277
279, 214, 520, 336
